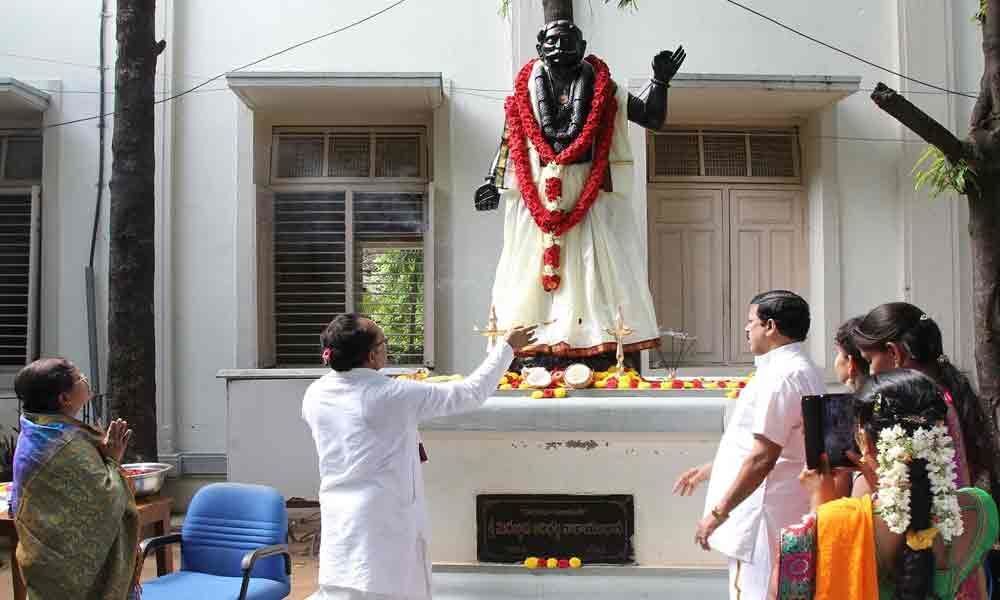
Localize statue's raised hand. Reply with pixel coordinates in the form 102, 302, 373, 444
652, 45, 686, 84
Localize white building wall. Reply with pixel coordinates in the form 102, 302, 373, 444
0, 0, 987, 458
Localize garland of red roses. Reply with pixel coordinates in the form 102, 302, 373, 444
504, 55, 617, 292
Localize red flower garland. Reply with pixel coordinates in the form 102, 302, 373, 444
515, 56, 613, 166
543, 245, 561, 268
504, 55, 618, 292
545, 177, 562, 203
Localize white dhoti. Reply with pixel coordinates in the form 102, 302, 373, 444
727, 514, 778, 600
703, 343, 826, 600
491, 66, 660, 356
308, 587, 399, 600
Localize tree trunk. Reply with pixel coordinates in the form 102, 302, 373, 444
968, 0, 1000, 416
870, 0, 1000, 420
968, 186, 1000, 415
108, 0, 160, 461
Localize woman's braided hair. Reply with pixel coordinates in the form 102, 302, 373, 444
856, 370, 949, 600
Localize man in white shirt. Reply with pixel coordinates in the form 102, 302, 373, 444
303, 313, 535, 600
673, 290, 825, 600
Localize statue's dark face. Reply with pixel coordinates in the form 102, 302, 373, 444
536, 21, 586, 70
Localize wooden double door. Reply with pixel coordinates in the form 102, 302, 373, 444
648, 185, 807, 365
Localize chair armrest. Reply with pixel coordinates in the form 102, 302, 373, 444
139, 533, 182, 563
239, 544, 292, 600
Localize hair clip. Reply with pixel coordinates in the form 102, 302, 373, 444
920, 314, 930, 321
937, 354, 950, 365
873, 392, 884, 413
902, 415, 928, 425
322, 347, 333, 365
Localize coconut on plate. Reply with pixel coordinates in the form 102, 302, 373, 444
522, 367, 553, 389
563, 363, 594, 389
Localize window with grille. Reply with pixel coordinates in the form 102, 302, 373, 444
1, 134, 43, 182
269, 190, 428, 367
649, 129, 799, 182
272, 128, 425, 182
0, 189, 40, 379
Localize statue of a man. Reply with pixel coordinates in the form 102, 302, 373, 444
475, 0, 685, 368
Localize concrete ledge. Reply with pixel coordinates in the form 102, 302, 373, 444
421, 396, 727, 433
430, 567, 727, 599
434, 563, 727, 576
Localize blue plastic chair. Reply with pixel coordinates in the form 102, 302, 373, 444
139, 483, 291, 600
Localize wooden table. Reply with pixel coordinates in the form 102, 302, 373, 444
1, 494, 174, 600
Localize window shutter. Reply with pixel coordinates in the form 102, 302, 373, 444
328, 135, 370, 178
750, 133, 797, 178
0, 189, 39, 367
276, 136, 324, 179
272, 192, 347, 366
650, 129, 800, 182
271, 128, 426, 182
374, 135, 421, 178
702, 133, 747, 178
653, 133, 700, 177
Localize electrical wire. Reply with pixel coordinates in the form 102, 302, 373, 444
43, 0, 410, 129
720, 0, 978, 99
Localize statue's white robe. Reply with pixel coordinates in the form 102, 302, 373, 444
491, 61, 659, 356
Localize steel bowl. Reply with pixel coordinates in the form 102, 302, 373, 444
122, 462, 172, 497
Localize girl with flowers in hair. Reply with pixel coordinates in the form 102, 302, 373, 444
777, 370, 998, 600
852, 302, 1000, 598
851, 302, 1000, 496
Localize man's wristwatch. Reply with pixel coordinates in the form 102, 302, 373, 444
710, 506, 729, 523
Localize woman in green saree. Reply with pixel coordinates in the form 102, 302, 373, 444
10, 358, 139, 599
778, 369, 999, 599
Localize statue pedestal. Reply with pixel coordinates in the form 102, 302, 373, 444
219, 370, 729, 580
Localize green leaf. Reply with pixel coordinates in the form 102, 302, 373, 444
911, 145, 977, 199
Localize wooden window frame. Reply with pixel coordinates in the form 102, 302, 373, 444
260, 181, 434, 369
647, 127, 801, 185
0, 132, 44, 185
270, 126, 428, 186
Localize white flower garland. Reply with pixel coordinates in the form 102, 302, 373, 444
874, 424, 964, 541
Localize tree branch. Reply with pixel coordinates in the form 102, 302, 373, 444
871, 82, 967, 164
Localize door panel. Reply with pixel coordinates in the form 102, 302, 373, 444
649, 188, 726, 364
729, 189, 806, 363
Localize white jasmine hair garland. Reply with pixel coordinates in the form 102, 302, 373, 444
874, 423, 964, 544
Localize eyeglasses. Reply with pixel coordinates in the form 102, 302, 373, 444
74, 374, 91, 390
